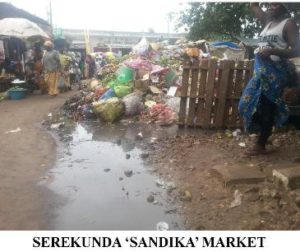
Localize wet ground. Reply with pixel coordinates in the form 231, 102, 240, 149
42, 120, 184, 230
38, 113, 300, 230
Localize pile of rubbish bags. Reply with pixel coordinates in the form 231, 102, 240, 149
63, 37, 246, 125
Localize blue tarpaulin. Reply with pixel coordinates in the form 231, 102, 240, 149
209, 41, 240, 49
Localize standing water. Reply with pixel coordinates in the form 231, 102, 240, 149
45, 121, 183, 230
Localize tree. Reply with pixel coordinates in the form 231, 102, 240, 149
177, 2, 259, 41
177, 2, 300, 41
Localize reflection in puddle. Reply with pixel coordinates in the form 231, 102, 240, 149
47, 122, 183, 230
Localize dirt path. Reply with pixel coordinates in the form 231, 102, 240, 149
146, 132, 300, 230
0, 91, 77, 229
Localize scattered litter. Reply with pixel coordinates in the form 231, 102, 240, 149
229, 190, 242, 208
180, 190, 192, 202
156, 179, 164, 187
238, 142, 246, 148
225, 130, 233, 138
165, 208, 177, 214
124, 170, 133, 177
232, 129, 242, 137
147, 195, 155, 203
5, 127, 21, 134
104, 168, 111, 172
249, 134, 258, 138
40, 176, 49, 180
156, 222, 169, 231
150, 137, 157, 143
167, 86, 178, 97
144, 100, 157, 109
149, 85, 162, 94
140, 153, 149, 159
50, 122, 64, 129
48, 113, 52, 117
155, 179, 176, 191
126, 154, 131, 159
136, 132, 143, 140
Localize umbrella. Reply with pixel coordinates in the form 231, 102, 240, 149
0, 18, 50, 39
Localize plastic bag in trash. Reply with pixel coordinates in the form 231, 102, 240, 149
165, 97, 180, 113
99, 88, 116, 101
149, 104, 177, 126
94, 86, 107, 99
133, 37, 150, 57
123, 92, 144, 116
124, 58, 152, 71
113, 85, 132, 98
92, 97, 124, 122
116, 66, 134, 83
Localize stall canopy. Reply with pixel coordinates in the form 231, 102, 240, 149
0, 2, 52, 36
0, 18, 50, 39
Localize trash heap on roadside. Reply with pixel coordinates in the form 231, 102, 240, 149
63, 37, 246, 125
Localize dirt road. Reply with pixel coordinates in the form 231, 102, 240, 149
146, 131, 300, 230
0, 92, 76, 229
1, 90, 300, 230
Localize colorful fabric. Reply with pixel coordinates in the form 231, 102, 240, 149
44, 72, 60, 96
239, 54, 296, 131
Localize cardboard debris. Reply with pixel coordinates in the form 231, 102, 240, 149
167, 86, 178, 97
149, 85, 162, 94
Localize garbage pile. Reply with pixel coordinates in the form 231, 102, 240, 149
63, 37, 246, 125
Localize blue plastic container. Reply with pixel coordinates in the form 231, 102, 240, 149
9, 90, 27, 100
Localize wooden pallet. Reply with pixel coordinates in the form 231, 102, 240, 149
178, 59, 254, 128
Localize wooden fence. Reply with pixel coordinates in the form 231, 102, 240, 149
178, 59, 254, 128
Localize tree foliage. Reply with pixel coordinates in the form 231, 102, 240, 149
177, 2, 300, 41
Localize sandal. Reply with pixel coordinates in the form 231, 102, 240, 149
244, 144, 267, 156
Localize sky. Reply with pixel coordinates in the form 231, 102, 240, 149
8, 0, 187, 33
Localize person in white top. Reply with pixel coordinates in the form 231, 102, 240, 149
252, 2, 299, 60
239, 3, 300, 155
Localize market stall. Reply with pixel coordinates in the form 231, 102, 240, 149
0, 18, 50, 99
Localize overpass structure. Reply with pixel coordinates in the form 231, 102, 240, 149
61, 28, 186, 54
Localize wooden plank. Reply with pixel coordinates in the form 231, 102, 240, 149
178, 62, 191, 126
211, 65, 222, 128
187, 60, 200, 126
183, 65, 207, 70
179, 61, 191, 97
229, 61, 244, 127
214, 60, 235, 128
189, 60, 200, 98
224, 62, 235, 127
195, 60, 209, 127
202, 59, 217, 128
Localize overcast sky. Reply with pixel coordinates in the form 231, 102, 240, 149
8, 0, 186, 33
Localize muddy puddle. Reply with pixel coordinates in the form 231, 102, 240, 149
43, 120, 185, 230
